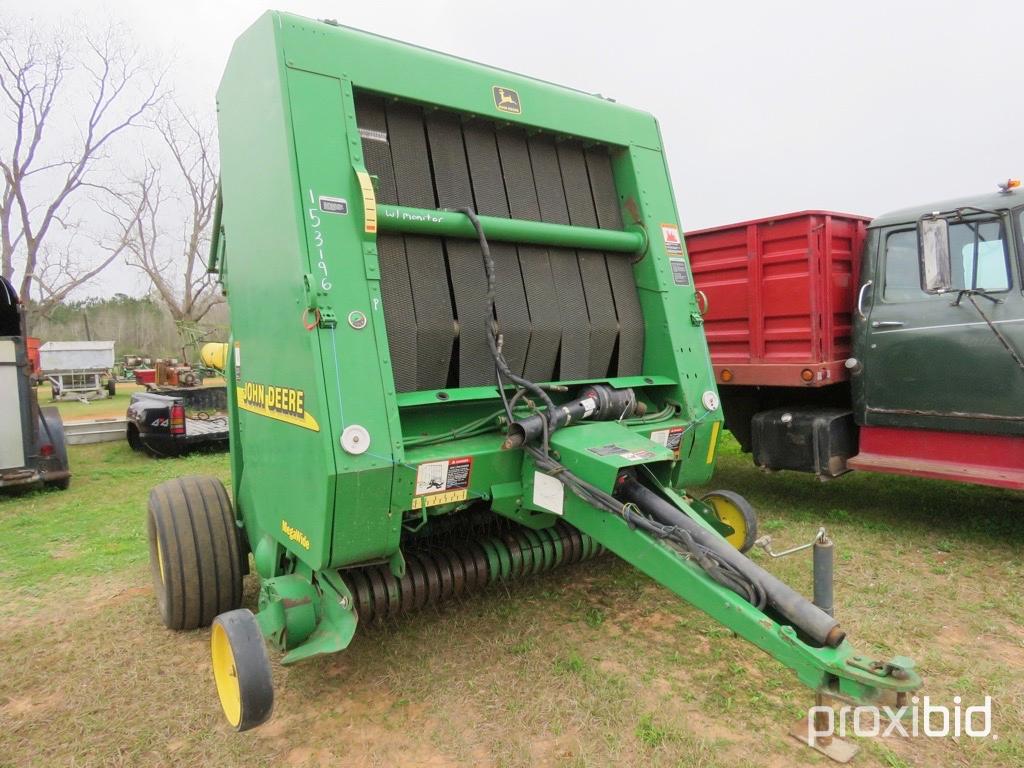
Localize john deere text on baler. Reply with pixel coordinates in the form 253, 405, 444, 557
146, 11, 920, 737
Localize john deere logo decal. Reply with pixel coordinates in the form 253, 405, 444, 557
493, 86, 521, 115
237, 381, 320, 431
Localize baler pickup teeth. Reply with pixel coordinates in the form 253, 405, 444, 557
342, 522, 604, 623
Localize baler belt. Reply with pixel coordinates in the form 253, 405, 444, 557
355, 96, 418, 393
495, 128, 561, 382
354, 91, 643, 390
527, 135, 592, 380
425, 111, 495, 387
463, 122, 531, 378
586, 147, 644, 375
385, 102, 456, 390
556, 142, 618, 377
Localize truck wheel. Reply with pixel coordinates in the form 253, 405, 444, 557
211, 608, 274, 731
147, 476, 243, 630
702, 490, 758, 553
127, 424, 143, 452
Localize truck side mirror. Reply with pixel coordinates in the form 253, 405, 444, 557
918, 217, 952, 293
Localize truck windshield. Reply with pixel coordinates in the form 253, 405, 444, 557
883, 218, 1011, 300
949, 219, 1009, 291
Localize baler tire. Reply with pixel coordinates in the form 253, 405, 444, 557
211, 608, 274, 731
702, 490, 758, 554
147, 475, 243, 630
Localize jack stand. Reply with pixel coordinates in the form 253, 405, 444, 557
789, 692, 859, 763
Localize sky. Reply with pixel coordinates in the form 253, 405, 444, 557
4, 0, 1023, 298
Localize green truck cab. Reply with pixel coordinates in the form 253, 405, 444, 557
855, 188, 1024, 432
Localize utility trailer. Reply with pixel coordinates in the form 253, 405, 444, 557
39, 340, 117, 401
0, 277, 71, 491
689, 190, 1024, 489
145, 12, 919, 753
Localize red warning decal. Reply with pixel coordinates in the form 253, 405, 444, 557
649, 426, 685, 457
661, 223, 684, 256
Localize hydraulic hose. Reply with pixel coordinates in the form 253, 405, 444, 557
459, 207, 560, 448
458, 206, 841, 648
618, 477, 845, 648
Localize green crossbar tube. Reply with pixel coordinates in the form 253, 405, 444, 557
376, 204, 648, 255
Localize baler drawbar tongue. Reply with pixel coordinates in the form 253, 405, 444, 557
142, 12, 921, 752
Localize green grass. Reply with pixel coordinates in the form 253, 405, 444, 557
0, 443, 229, 596
0, 434, 1022, 767
635, 713, 672, 748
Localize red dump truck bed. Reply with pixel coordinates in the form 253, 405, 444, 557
686, 211, 870, 388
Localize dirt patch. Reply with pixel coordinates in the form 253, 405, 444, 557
935, 622, 974, 652
1, 691, 62, 717
528, 729, 581, 767
49, 542, 79, 560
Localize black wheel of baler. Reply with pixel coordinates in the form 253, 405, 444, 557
147, 475, 243, 630
211, 608, 274, 731
106, 378, 116, 397
701, 490, 758, 554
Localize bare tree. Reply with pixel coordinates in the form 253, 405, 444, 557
0, 20, 162, 316
104, 103, 222, 324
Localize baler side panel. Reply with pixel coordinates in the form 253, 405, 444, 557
285, 70, 402, 566
216, 17, 340, 570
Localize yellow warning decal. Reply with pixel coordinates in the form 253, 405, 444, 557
281, 520, 311, 550
411, 489, 468, 509
705, 421, 721, 464
356, 169, 377, 233
237, 382, 320, 432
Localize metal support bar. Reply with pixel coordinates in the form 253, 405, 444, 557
620, 479, 842, 648
376, 204, 647, 255
813, 534, 835, 618
555, 477, 920, 705
755, 527, 827, 559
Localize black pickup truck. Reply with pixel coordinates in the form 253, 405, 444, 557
126, 385, 228, 457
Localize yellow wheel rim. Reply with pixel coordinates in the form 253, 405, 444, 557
709, 497, 747, 550
155, 538, 165, 584
211, 623, 242, 727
